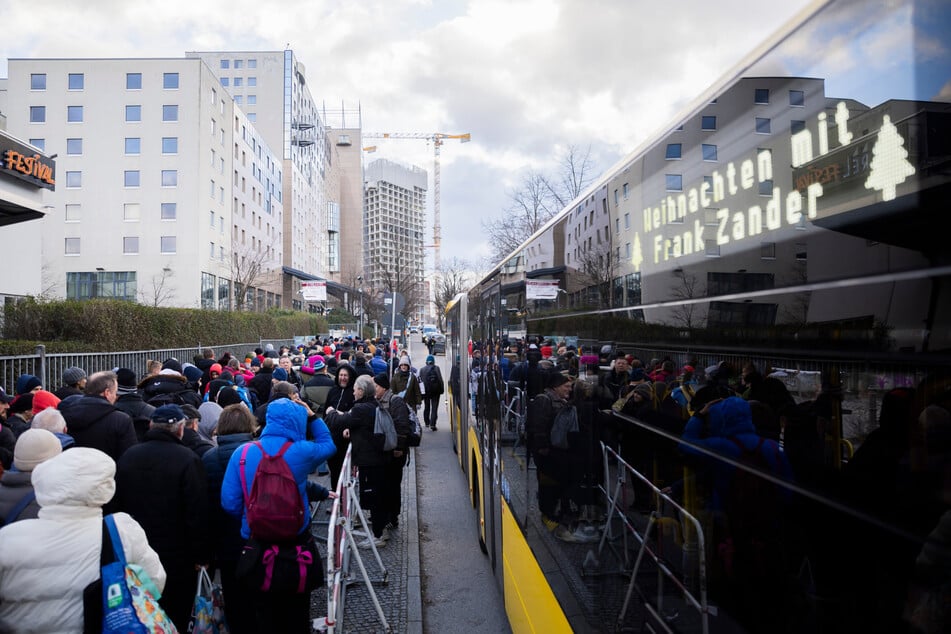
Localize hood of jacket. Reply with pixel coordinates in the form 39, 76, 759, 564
260, 398, 307, 441
139, 373, 189, 392
706, 396, 756, 438
58, 395, 117, 431
31, 447, 116, 509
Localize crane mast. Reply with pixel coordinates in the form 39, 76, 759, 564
363, 132, 470, 271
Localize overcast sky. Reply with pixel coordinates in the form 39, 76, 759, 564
2, 0, 816, 270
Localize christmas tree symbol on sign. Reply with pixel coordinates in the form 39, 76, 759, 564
632, 232, 643, 272
864, 115, 915, 201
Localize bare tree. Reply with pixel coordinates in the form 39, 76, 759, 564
669, 268, 704, 329
542, 144, 597, 209
433, 257, 472, 330
230, 239, 280, 311
139, 264, 176, 307
575, 243, 617, 307
780, 259, 811, 328
373, 253, 423, 330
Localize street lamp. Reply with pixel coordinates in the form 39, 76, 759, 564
356, 275, 364, 336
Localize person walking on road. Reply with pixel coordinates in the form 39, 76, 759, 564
419, 355, 444, 431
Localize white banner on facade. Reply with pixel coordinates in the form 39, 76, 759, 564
301, 280, 327, 301
525, 279, 561, 300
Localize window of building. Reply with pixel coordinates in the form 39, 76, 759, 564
754, 88, 769, 104
233, 77, 243, 88
705, 239, 721, 257
126, 73, 142, 90
234, 59, 244, 70
220, 77, 229, 87
65, 204, 80, 222
615, 218, 620, 233
30, 74, 46, 90
67, 271, 137, 301
160, 236, 176, 254
761, 242, 776, 259
29, 106, 45, 123
163, 72, 179, 89
220, 59, 230, 69
795, 242, 807, 261
29, 138, 45, 151
247, 113, 256, 122
701, 115, 717, 130
624, 212, 630, 229
248, 77, 256, 87
247, 59, 257, 69
123, 203, 140, 221
162, 137, 178, 154
755, 117, 771, 134
65, 237, 80, 255
665, 174, 683, 191
789, 89, 805, 106
162, 105, 178, 121
66, 138, 83, 155
234, 95, 243, 106
702, 144, 718, 161
759, 179, 774, 196
247, 95, 257, 105
161, 203, 176, 220
791, 120, 806, 134
704, 208, 719, 225
161, 170, 178, 187
123, 237, 139, 254
125, 105, 141, 122
124, 170, 140, 187
66, 171, 82, 188
67, 106, 83, 122
622, 183, 630, 198
125, 137, 140, 154
68, 73, 84, 90
665, 143, 682, 159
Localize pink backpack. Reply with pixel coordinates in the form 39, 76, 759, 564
239, 441, 304, 542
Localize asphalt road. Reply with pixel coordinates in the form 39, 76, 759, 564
408, 340, 511, 634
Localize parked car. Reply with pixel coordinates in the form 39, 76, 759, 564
432, 333, 446, 355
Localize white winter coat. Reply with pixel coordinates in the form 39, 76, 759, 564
0, 447, 166, 634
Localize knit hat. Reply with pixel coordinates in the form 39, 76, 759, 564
632, 383, 654, 399
629, 368, 647, 382
426, 355, 435, 365
580, 355, 600, 368
13, 428, 62, 472
0, 386, 13, 404
311, 357, 326, 372
151, 404, 186, 424
272, 368, 288, 381
62, 366, 86, 386
210, 363, 223, 375
373, 373, 390, 390
399, 356, 410, 367
9, 393, 34, 414
115, 368, 138, 392
31, 390, 61, 415
16, 374, 41, 395
161, 358, 183, 374
548, 373, 570, 389
181, 364, 202, 383
216, 387, 243, 407
250, 357, 262, 368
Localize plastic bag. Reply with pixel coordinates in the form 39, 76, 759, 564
188, 566, 229, 634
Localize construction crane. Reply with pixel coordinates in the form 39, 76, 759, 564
363, 132, 470, 271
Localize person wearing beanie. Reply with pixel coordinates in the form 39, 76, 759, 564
351, 351, 373, 378
272, 367, 289, 383
115, 402, 211, 631
0, 429, 62, 525
112, 368, 156, 442
53, 367, 87, 400
30, 407, 75, 450
30, 390, 61, 417
182, 363, 204, 387
390, 356, 421, 412
418, 356, 444, 431
15, 375, 42, 397
161, 358, 184, 375
5, 393, 35, 438
0, 448, 167, 633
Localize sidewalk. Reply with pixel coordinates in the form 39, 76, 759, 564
310, 451, 423, 633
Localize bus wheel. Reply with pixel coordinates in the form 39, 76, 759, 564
471, 459, 488, 554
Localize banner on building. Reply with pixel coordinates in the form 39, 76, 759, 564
300, 280, 327, 302
525, 279, 561, 300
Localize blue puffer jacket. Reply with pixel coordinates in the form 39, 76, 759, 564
220, 398, 336, 538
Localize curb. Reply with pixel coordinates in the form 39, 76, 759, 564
406, 447, 423, 634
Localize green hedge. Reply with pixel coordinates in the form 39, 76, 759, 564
1, 299, 325, 354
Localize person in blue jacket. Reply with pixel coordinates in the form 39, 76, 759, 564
220, 395, 336, 633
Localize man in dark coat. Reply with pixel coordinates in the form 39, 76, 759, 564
59, 371, 137, 463
115, 404, 210, 632
112, 367, 155, 442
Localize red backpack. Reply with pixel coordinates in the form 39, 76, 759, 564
239, 441, 304, 542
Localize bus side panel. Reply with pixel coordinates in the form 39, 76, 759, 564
469, 424, 486, 544
501, 498, 572, 634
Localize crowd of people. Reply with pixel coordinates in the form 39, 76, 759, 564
473, 336, 949, 634
0, 335, 443, 633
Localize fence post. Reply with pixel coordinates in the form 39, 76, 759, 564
35, 344, 47, 390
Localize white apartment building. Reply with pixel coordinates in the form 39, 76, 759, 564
186, 51, 341, 305
4, 57, 282, 308
364, 158, 427, 323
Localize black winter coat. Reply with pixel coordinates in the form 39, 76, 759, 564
116, 428, 210, 574
247, 369, 274, 405
325, 395, 385, 467
0, 423, 16, 470
202, 432, 253, 563
113, 392, 155, 442
139, 374, 202, 408
59, 395, 137, 462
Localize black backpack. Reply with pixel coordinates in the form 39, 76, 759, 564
424, 367, 443, 396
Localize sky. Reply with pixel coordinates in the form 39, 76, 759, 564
1, 0, 817, 271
